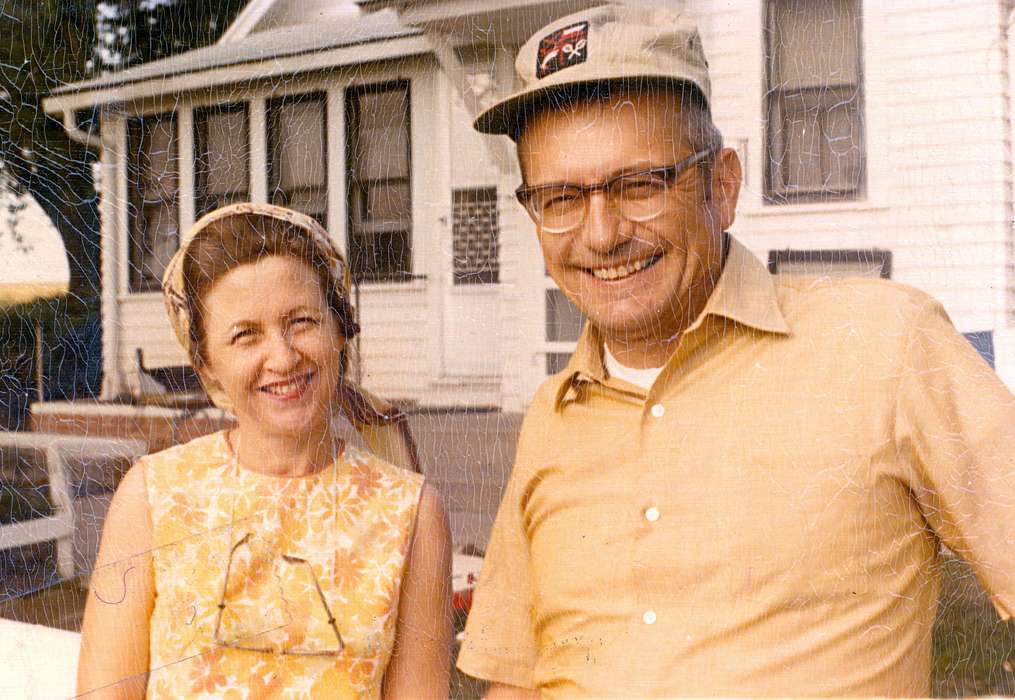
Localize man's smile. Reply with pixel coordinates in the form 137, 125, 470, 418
586, 253, 663, 281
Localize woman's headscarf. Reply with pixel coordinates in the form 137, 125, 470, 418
161, 202, 420, 473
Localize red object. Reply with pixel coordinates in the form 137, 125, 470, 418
536, 22, 589, 79
452, 587, 474, 612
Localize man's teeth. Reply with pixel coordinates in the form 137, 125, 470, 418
591, 256, 656, 281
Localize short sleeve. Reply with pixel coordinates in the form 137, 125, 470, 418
455, 409, 543, 688
896, 298, 1015, 619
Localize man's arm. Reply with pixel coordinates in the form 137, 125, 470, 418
897, 296, 1015, 618
456, 399, 549, 691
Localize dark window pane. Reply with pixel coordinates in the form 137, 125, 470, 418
346, 82, 412, 282
768, 248, 890, 280
546, 289, 584, 342
765, 0, 865, 203
546, 352, 572, 375
272, 99, 326, 190
128, 113, 179, 292
194, 104, 249, 217
272, 187, 328, 223
349, 230, 411, 282
140, 119, 177, 196
138, 203, 178, 286
269, 94, 327, 225
364, 181, 411, 225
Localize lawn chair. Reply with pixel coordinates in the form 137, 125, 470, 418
0, 433, 147, 581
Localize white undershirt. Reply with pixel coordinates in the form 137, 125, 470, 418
603, 344, 664, 391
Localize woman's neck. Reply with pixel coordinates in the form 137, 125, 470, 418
229, 423, 341, 477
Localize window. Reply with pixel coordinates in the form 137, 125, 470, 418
452, 187, 499, 284
127, 112, 178, 292
268, 93, 327, 227
545, 288, 585, 375
194, 103, 249, 218
764, 0, 865, 203
768, 249, 891, 279
346, 82, 412, 283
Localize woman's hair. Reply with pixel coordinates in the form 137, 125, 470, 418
182, 211, 359, 367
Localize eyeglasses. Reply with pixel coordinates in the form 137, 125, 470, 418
515, 148, 718, 234
214, 532, 345, 656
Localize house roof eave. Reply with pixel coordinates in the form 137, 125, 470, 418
359, 0, 606, 46
43, 32, 430, 116
217, 0, 278, 44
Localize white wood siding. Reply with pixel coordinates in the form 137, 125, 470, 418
107, 0, 1015, 401
114, 60, 451, 404
698, 0, 1010, 337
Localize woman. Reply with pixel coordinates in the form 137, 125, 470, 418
77, 203, 451, 699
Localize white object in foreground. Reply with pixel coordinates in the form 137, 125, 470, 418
0, 617, 79, 699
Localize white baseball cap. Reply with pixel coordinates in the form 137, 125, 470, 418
474, 3, 712, 138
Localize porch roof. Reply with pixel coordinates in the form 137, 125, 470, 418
44, 9, 425, 113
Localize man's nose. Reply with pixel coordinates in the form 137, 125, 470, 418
581, 191, 627, 253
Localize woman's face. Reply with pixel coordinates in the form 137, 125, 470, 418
198, 255, 346, 441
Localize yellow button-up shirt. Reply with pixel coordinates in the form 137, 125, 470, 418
457, 238, 1015, 697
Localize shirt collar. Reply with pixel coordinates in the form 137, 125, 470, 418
553, 235, 791, 410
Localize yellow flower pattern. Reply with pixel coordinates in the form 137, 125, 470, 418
143, 431, 423, 699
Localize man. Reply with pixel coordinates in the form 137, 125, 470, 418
456, 4, 1015, 697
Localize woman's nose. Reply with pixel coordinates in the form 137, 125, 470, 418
263, 331, 300, 371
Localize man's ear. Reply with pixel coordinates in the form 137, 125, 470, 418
711, 147, 743, 231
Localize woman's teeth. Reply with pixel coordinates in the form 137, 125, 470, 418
591, 255, 658, 281
262, 375, 310, 395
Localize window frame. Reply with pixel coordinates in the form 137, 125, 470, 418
767, 248, 892, 279
127, 111, 179, 294
345, 79, 413, 284
266, 91, 328, 228
193, 102, 250, 219
763, 0, 867, 205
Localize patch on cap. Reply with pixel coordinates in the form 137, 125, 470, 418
536, 21, 589, 79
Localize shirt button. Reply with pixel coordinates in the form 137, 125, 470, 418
645, 506, 660, 522
650, 403, 665, 418
643, 610, 657, 625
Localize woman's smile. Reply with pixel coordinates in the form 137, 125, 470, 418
258, 370, 317, 401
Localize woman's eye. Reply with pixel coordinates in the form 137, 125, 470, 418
230, 329, 255, 344
292, 316, 320, 329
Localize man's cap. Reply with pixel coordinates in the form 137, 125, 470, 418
474, 3, 712, 138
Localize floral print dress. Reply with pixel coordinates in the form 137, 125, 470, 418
143, 431, 424, 699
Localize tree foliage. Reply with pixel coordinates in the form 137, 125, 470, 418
94, 0, 248, 72
0, 0, 246, 411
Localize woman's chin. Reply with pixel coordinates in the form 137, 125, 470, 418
239, 401, 332, 442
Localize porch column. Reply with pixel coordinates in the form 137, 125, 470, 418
99, 114, 124, 399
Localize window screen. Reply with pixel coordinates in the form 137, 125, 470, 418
765, 0, 865, 203
127, 113, 178, 292
346, 82, 412, 283
193, 103, 250, 217
268, 93, 327, 227
453, 187, 499, 284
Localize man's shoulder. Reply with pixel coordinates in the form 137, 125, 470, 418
773, 275, 942, 329
527, 371, 572, 416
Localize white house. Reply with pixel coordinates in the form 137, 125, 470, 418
42, 0, 1015, 414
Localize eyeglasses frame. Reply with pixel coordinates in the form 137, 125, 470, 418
213, 531, 346, 656
514, 147, 720, 234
